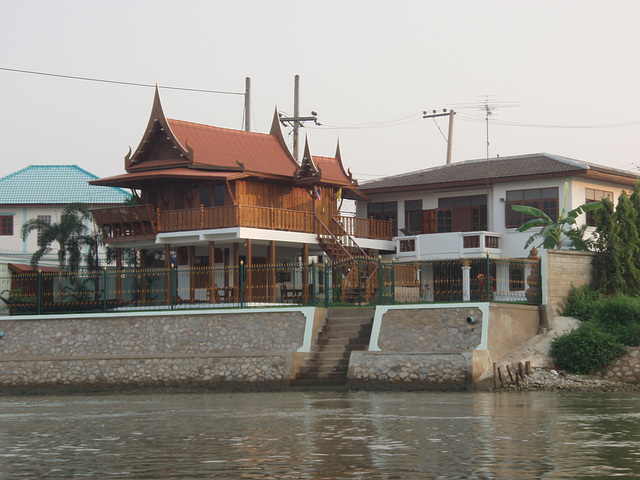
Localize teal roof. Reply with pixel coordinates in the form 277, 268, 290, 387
0, 165, 131, 205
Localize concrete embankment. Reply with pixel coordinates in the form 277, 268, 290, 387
0, 303, 546, 393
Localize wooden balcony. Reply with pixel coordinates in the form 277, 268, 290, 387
92, 204, 393, 243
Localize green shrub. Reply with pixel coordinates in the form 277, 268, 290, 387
593, 295, 640, 346
559, 285, 602, 321
550, 323, 626, 374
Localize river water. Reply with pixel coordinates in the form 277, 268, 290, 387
0, 390, 638, 479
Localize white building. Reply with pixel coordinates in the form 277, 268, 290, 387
0, 165, 131, 270
356, 153, 637, 260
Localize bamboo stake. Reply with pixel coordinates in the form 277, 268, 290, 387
506, 364, 514, 383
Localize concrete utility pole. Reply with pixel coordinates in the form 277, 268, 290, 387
244, 77, 251, 132
423, 109, 456, 164
279, 75, 320, 162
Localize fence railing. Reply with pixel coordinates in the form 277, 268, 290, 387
0, 256, 541, 316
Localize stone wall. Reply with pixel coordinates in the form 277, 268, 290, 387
348, 306, 482, 390
545, 250, 594, 313
604, 347, 640, 383
0, 309, 310, 392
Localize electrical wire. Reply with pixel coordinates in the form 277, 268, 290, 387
0, 67, 245, 96
457, 112, 640, 129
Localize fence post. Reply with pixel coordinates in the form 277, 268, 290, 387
378, 255, 383, 305
391, 258, 396, 305
311, 261, 316, 306
357, 258, 362, 305
37, 269, 42, 315
102, 267, 107, 313
170, 266, 175, 310
324, 262, 329, 308
239, 260, 244, 308
485, 253, 491, 302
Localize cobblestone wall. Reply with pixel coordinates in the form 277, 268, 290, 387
348, 352, 470, 390
604, 347, 640, 383
348, 306, 482, 391
0, 310, 307, 392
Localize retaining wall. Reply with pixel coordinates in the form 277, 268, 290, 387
0, 308, 317, 393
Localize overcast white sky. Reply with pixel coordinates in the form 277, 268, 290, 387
2, 1, 639, 184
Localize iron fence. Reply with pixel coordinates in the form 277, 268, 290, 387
0, 256, 541, 315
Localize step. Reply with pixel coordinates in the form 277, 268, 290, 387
298, 365, 348, 375
327, 307, 376, 319
289, 378, 347, 388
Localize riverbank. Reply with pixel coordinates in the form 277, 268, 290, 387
497, 368, 640, 392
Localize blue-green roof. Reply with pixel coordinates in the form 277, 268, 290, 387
0, 165, 131, 205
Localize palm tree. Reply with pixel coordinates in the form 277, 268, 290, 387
21, 203, 94, 273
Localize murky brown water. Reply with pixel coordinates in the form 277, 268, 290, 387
0, 390, 638, 479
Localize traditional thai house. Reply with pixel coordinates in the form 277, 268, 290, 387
90, 88, 394, 304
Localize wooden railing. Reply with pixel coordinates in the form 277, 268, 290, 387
93, 204, 392, 241
335, 215, 393, 240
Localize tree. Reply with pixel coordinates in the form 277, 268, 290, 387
511, 181, 603, 250
592, 186, 640, 294
21, 203, 97, 273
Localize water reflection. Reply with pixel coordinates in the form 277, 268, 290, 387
0, 391, 638, 478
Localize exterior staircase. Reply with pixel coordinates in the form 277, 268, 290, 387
290, 307, 375, 388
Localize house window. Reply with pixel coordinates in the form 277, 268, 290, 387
404, 200, 423, 234
585, 188, 613, 226
36, 215, 51, 246
0, 215, 13, 236
506, 187, 558, 228
368, 201, 397, 236
437, 195, 487, 233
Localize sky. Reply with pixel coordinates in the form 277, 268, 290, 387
2, 1, 640, 185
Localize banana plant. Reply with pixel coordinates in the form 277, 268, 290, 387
512, 181, 603, 250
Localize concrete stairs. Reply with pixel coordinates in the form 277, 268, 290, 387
290, 307, 375, 388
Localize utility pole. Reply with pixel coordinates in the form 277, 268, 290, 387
279, 75, 320, 162
423, 109, 456, 164
244, 77, 251, 132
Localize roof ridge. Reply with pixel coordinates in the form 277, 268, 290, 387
167, 118, 274, 138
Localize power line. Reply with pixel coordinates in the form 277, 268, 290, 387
457, 112, 640, 129
0, 67, 245, 95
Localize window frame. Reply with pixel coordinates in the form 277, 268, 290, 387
505, 187, 559, 229
0, 215, 13, 236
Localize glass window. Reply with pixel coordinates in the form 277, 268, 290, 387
585, 188, 613, 226
0, 215, 13, 236
368, 202, 398, 236
506, 187, 559, 228
404, 200, 423, 234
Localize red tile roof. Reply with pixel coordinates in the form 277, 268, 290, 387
166, 119, 299, 178
312, 156, 352, 185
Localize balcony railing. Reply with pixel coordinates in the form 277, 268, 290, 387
92, 204, 392, 243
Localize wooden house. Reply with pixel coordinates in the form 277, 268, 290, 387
90, 88, 394, 304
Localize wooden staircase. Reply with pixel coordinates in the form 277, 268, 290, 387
290, 307, 375, 388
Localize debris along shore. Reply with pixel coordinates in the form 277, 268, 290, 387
497, 368, 640, 392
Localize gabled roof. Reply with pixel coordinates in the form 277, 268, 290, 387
0, 165, 131, 205
124, 87, 298, 179
359, 153, 640, 193
296, 138, 356, 186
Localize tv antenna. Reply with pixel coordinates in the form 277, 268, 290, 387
479, 95, 519, 160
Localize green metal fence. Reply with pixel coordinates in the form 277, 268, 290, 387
0, 256, 541, 315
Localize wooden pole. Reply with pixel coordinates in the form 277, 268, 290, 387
189, 245, 195, 304
302, 243, 309, 303
246, 239, 252, 302
164, 244, 171, 305
140, 249, 147, 305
